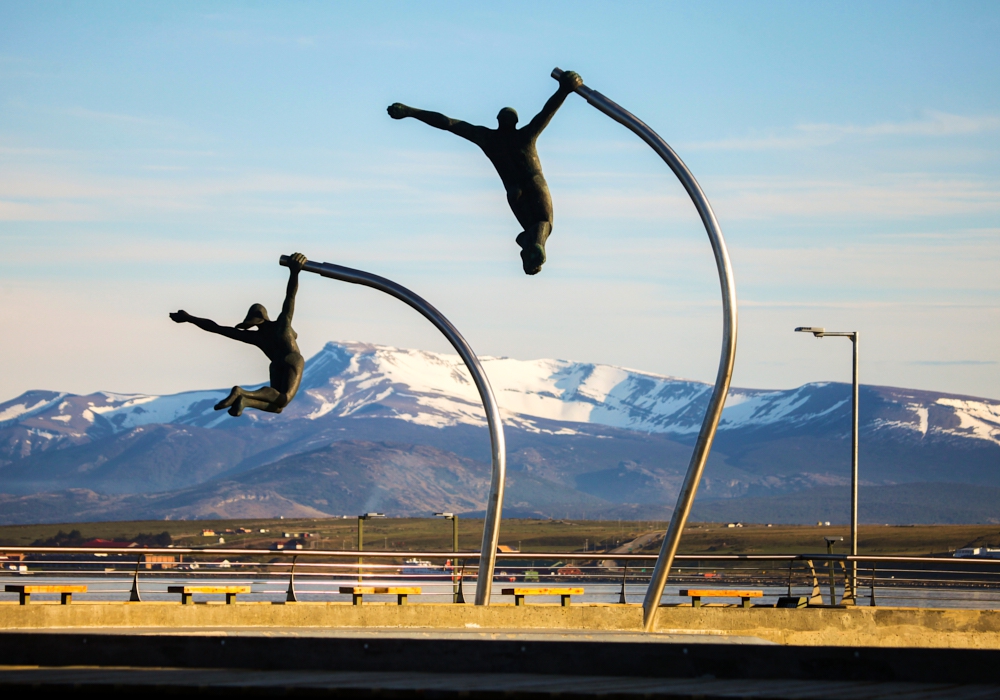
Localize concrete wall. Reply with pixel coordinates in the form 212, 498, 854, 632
2, 602, 1000, 648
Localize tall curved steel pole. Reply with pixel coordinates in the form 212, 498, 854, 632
280, 255, 507, 605
551, 69, 738, 631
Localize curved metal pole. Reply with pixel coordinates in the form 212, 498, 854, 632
280, 255, 506, 605
551, 68, 738, 631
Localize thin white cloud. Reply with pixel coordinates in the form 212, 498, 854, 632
66, 107, 176, 129
686, 111, 1000, 151
800, 111, 1000, 137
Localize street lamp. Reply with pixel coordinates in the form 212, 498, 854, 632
797, 326, 859, 602
435, 512, 463, 603
434, 512, 459, 554
357, 512, 385, 582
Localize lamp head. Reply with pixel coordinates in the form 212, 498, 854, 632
434, 512, 455, 519
360, 512, 385, 520
823, 536, 844, 545
795, 326, 826, 337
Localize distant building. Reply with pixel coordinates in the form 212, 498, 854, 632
81, 539, 136, 548
144, 555, 177, 570
954, 547, 1000, 559
201, 529, 216, 537
726, 522, 743, 528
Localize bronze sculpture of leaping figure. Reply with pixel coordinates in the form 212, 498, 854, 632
388, 70, 583, 275
169, 252, 307, 417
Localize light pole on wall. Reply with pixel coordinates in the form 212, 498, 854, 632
796, 326, 859, 602
435, 512, 462, 603
357, 512, 385, 582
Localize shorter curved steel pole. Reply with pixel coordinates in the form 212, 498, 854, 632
280, 255, 507, 605
551, 69, 738, 631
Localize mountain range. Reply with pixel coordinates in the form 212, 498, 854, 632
1, 341, 998, 525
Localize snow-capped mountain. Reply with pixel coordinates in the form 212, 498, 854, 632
1, 342, 997, 524
3, 341, 998, 448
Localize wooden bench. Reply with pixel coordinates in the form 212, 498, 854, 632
501, 587, 583, 607
5, 584, 86, 605
167, 585, 250, 605
679, 589, 763, 608
339, 586, 421, 605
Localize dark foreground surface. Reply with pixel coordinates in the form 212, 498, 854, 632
1, 629, 998, 699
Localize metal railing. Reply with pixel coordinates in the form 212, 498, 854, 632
3, 547, 1000, 610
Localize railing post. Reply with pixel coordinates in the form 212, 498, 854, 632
286, 555, 298, 603
129, 554, 143, 602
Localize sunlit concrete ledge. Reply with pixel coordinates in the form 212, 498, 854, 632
2, 601, 1000, 648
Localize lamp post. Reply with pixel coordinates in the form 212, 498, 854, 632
797, 326, 859, 602
435, 512, 462, 603
357, 512, 385, 582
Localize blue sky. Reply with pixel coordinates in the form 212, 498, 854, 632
2, 1, 998, 400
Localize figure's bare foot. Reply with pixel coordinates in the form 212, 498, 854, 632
520, 243, 545, 275
228, 396, 245, 417
214, 387, 240, 411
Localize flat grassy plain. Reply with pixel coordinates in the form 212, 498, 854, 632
1, 518, 998, 556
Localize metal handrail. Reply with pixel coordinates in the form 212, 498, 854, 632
6, 547, 1000, 565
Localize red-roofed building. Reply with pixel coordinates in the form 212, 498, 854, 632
80, 539, 137, 548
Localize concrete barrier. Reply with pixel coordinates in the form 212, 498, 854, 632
2, 601, 1000, 648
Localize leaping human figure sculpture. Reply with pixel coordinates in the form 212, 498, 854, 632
169, 252, 307, 417
388, 70, 583, 275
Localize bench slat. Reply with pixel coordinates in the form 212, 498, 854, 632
339, 587, 421, 595
166, 586, 251, 594
679, 589, 763, 597
6, 585, 87, 594
501, 588, 583, 596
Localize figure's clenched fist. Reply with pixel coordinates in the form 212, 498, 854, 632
287, 252, 307, 272
559, 71, 583, 92
170, 310, 191, 323
387, 103, 411, 119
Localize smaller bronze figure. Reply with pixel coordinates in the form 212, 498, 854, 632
169, 253, 307, 417
388, 70, 583, 275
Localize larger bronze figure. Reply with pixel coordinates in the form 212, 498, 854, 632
169, 253, 307, 417
388, 70, 582, 275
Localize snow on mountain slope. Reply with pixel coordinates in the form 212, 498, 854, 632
1, 342, 998, 452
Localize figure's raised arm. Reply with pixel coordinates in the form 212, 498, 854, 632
523, 70, 583, 138
170, 310, 255, 344
280, 252, 307, 322
388, 102, 487, 144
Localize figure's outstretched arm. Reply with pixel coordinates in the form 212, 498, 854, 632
523, 70, 583, 138
170, 311, 255, 344
279, 252, 307, 322
388, 103, 487, 145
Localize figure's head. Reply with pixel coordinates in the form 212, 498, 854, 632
236, 303, 270, 329
497, 107, 518, 131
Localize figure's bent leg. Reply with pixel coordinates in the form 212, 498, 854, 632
515, 221, 552, 275
230, 395, 284, 416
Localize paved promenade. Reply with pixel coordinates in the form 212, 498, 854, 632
1, 627, 999, 698
4, 601, 1000, 648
